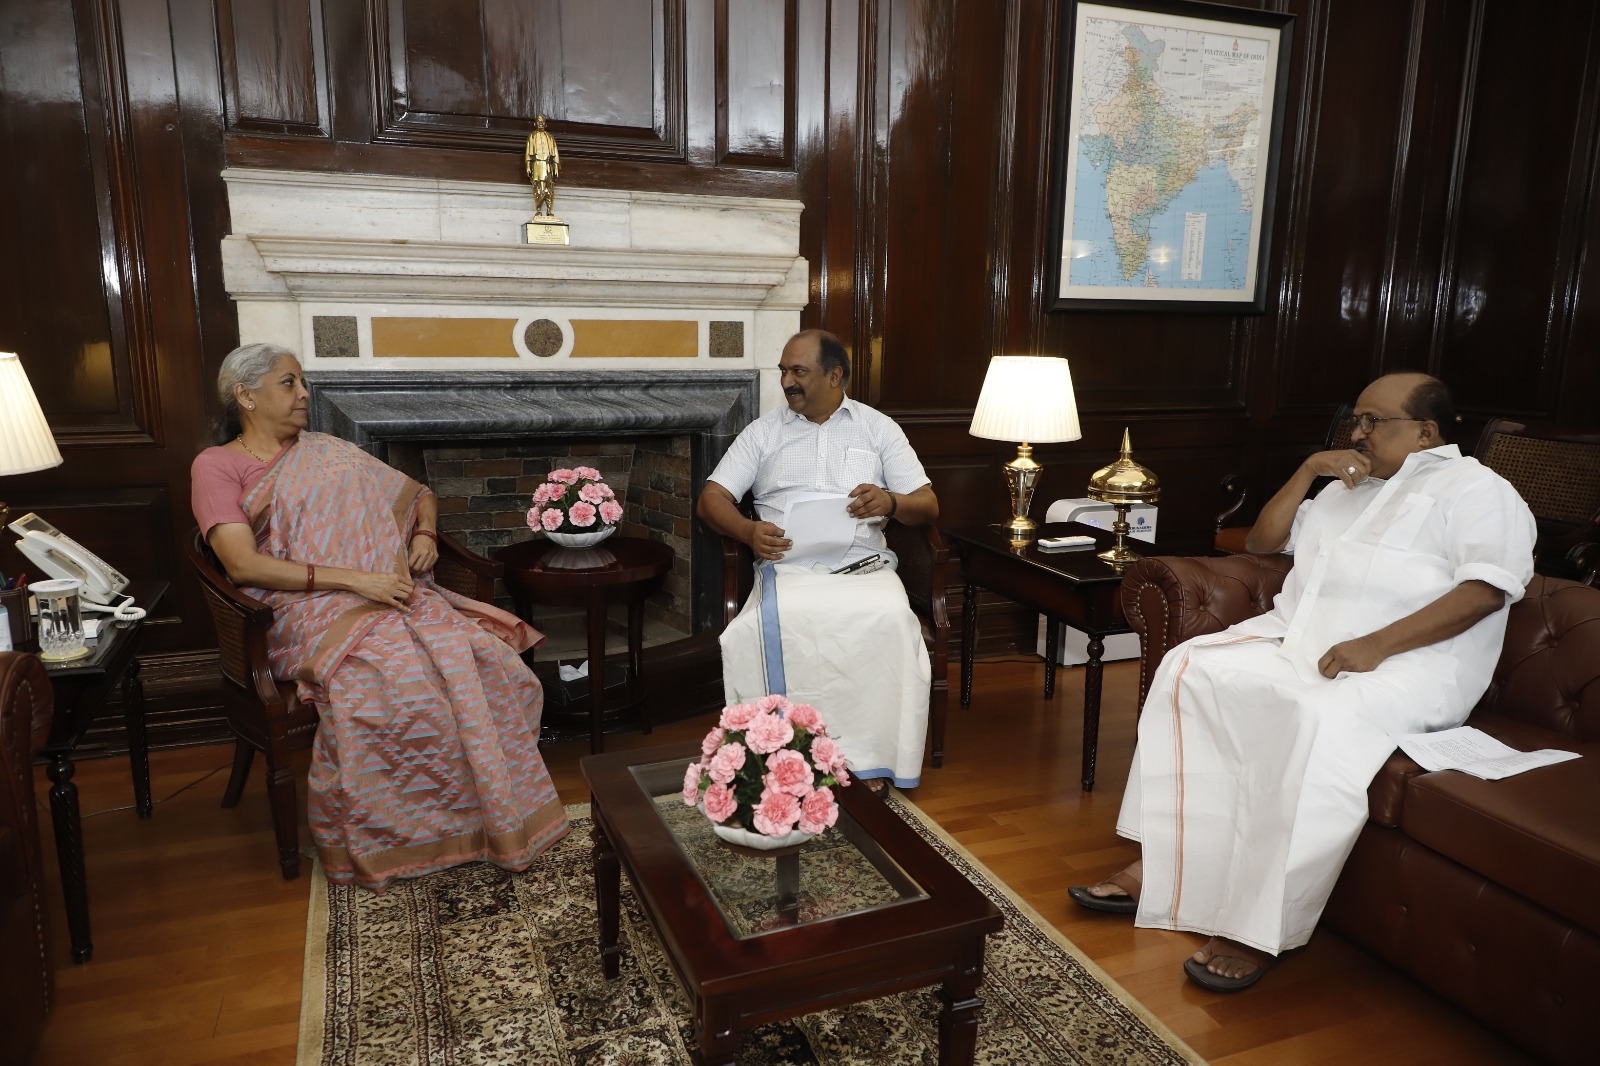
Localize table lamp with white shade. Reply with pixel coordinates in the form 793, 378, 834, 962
0, 351, 64, 530
968, 355, 1082, 538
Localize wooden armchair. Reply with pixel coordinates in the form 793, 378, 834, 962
717, 521, 957, 767
1474, 418, 1600, 586
0, 652, 53, 1064
183, 528, 501, 880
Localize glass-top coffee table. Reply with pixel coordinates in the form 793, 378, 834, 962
583, 743, 1004, 1065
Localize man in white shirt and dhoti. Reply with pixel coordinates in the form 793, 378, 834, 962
698, 329, 940, 789
1070, 373, 1536, 991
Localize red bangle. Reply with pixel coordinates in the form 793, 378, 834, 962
412, 529, 438, 542
306, 563, 315, 593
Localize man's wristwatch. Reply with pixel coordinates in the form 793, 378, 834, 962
885, 492, 898, 519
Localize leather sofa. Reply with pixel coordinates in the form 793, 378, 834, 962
1120, 554, 1600, 1065
0, 652, 53, 1065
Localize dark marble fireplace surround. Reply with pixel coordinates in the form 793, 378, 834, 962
307, 370, 759, 633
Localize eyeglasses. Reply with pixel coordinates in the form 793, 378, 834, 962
1336, 413, 1425, 435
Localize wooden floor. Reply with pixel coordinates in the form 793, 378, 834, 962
28, 659, 1531, 1065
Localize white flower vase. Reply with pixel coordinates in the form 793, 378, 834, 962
545, 526, 616, 549
709, 821, 816, 851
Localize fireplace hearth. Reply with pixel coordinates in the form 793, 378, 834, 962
308, 369, 757, 634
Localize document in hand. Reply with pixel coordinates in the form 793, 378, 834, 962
1396, 725, 1582, 781
780, 492, 856, 570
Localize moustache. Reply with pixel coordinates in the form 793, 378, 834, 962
784, 388, 803, 396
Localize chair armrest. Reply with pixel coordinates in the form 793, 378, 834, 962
1120, 553, 1294, 707
435, 532, 501, 602
0, 651, 53, 757
720, 532, 751, 626
185, 530, 283, 711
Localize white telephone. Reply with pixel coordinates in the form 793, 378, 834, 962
7, 512, 145, 620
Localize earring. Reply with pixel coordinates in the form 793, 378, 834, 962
246, 403, 255, 410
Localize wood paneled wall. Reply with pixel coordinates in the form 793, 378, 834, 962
2, 0, 1599, 689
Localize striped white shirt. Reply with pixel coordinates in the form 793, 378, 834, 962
707, 397, 931, 568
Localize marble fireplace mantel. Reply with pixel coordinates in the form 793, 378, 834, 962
220, 167, 806, 407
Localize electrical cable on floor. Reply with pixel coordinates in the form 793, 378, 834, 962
82, 761, 234, 819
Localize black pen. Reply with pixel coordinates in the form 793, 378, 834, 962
831, 553, 881, 575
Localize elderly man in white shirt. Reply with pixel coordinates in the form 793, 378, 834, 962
698, 329, 940, 788
1070, 372, 1536, 992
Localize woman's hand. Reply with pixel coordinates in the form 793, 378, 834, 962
408, 533, 438, 574
348, 570, 415, 610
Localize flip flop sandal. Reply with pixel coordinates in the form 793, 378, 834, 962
1183, 955, 1268, 992
1068, 870, 1141, 914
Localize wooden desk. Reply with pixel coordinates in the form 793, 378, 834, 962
494, 537, 673, 753
39, 579, 167, 962
945, 524, 1177, 792
583, 743, 1003, 1066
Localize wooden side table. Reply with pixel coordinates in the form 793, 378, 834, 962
494, 537, 674, 753
39, 579, 167, 962
945, 524, 1179, 792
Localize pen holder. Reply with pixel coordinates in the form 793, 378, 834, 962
0, 585, 37, 653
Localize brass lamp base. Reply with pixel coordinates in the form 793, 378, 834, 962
996, 442, 1043, 539
1096, 502, 1143, 573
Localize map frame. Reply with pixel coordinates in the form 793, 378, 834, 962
1048, 0, 1295, 313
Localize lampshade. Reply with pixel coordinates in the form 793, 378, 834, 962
0, 351, 64, 477
968, 356, 1082, 444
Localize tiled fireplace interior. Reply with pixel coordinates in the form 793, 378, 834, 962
387, 436, 695, 659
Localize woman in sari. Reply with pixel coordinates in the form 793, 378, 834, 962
190, 343, 568, 892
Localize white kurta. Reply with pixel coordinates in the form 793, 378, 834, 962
720, 567, 932, 786
1117, 445, 1535, 954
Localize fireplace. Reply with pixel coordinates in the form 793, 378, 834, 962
308, 369, 758, 635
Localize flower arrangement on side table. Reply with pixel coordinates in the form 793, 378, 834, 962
683, 695, 851, 849
526, 465, 625, 548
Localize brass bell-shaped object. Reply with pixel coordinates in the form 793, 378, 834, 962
1086, 429, 1159, 571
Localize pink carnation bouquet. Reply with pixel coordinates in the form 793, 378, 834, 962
682, 695, 850, 839
525, 465, 625, 535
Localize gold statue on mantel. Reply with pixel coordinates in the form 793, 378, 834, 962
522, 114, 569, 246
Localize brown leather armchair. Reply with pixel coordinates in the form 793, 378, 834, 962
183, 529, 501, 880
718, 521, 956, 767
1121, 554, 1600, 1065
1, 652, 53, 1065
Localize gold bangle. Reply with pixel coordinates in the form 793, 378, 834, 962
306, 563, 315, 593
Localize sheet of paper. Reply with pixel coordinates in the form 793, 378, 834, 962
1397, 725, 1581, 781
780, 492, 856, 569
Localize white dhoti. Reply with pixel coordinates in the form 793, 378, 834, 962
1118, 632, 1471, 955
720, 565, 931, 787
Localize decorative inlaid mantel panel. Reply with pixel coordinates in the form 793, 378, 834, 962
221, 167, 805, 407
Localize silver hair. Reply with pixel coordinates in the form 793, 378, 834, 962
213, 342, 297, 441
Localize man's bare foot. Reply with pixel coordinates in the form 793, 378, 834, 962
1184, 937, 1275, 991
863, 778, 889, 795
1068, 860, 1141, 914
1085, 860, 1142, 901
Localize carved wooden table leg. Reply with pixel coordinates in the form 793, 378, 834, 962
1081, 634, 1105, 792
629, 595, 651, 734
694, 997, 740, 1066
591, 807, 623, 981
960, 582, 978, 707
937, 939, 987, 1065
1043, 614, 1059, 699
123, 659, 153, 818
587, 584, 608, 754
47, 754, 93, 962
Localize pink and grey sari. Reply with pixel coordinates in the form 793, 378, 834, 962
241, 432, 568, 891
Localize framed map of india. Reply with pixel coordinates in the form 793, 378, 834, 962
1050, 0, 1294, 312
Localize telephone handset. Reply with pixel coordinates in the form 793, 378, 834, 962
7, 512, 145, 620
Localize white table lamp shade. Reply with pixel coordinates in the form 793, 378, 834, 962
0, 351, 64, 476
968, 356, 1082, 443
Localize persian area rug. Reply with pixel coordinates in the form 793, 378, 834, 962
297, 797, 1202, 1065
